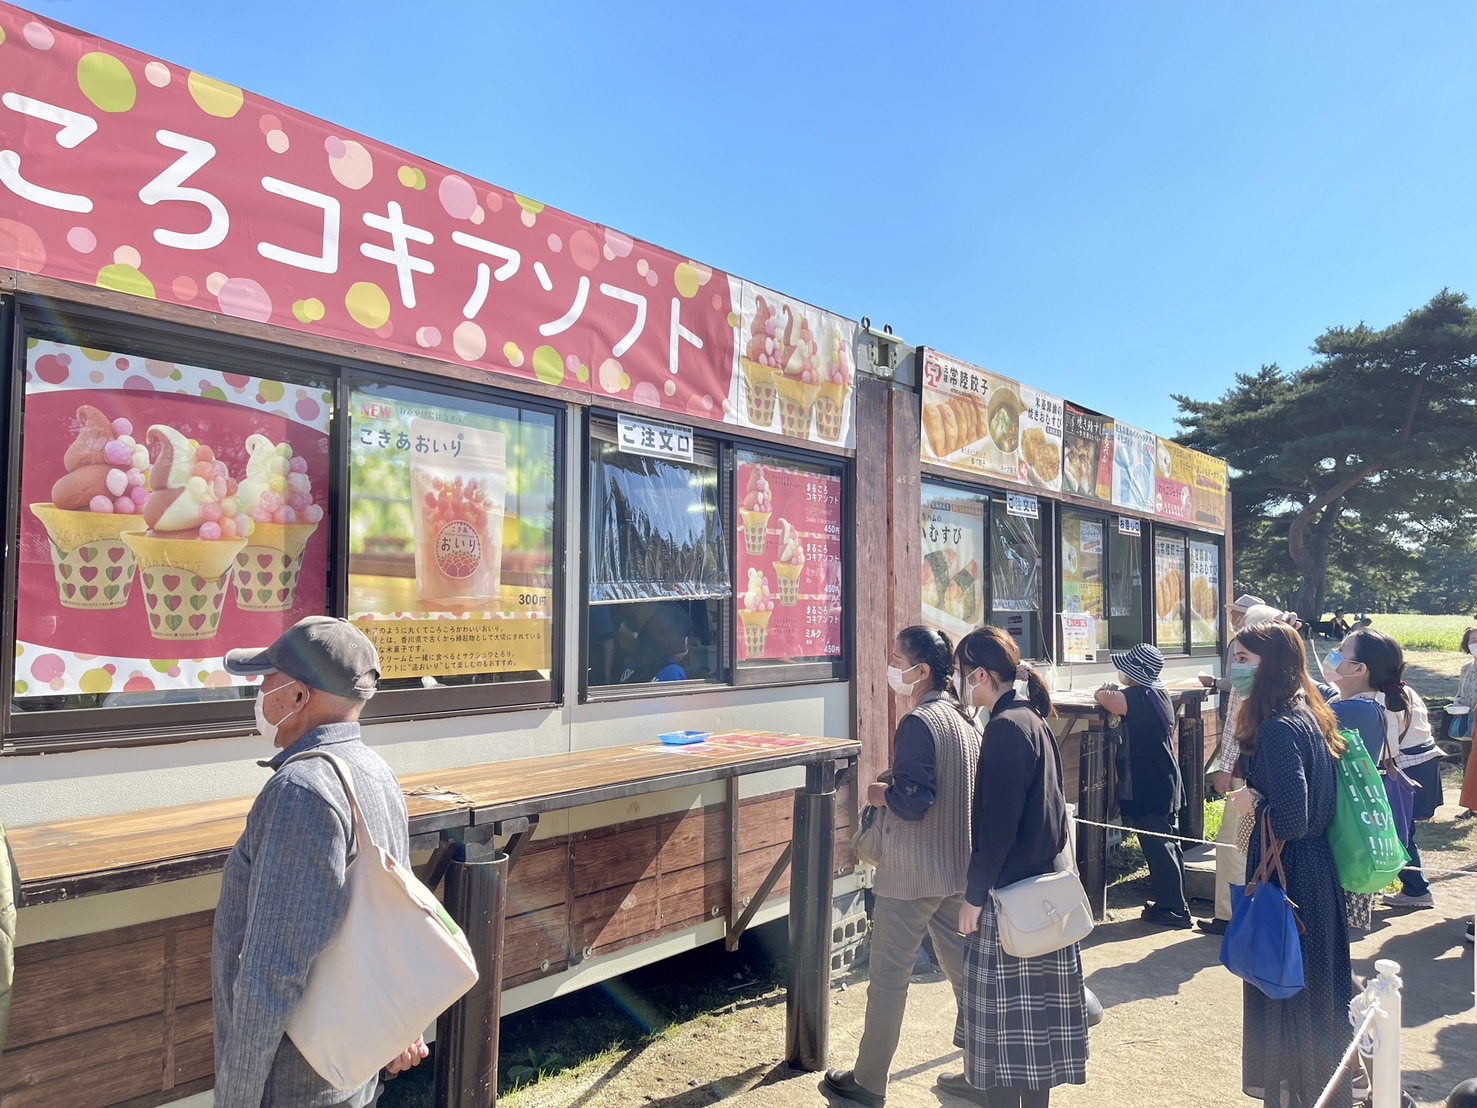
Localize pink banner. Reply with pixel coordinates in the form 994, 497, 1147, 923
0, 4, 856, 448
735, 461, 842, 662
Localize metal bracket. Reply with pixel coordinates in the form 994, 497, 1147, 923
727, 842, 792, 952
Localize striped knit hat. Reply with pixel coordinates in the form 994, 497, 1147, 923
1110, 643, 1165, 688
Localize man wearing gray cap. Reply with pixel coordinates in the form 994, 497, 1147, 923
212, 617, 425, 1107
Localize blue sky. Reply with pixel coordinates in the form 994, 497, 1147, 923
28, 0, 1477, 437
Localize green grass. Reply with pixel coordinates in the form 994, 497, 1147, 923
1358, 613, 1474, 653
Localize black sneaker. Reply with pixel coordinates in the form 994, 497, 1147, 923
937, 1073, 991, 1105
1142, 906, 1193, 929
1196, 917, 1228, 936
823, 1069, 885, 1108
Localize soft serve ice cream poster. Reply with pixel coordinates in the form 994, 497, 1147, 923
735, 461, 842, 661
14, 339, 331, 702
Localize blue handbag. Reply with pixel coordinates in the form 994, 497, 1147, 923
1220, 810, 1305, 999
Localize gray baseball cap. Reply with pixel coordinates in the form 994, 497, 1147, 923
224, 616, 381, 700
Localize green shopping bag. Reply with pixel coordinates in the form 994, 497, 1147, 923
1327, 727, 1408, 894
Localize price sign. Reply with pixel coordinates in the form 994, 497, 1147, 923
1062, 613, 1097, 663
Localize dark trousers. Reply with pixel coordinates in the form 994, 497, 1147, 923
1401, 826, 1430, 897
1122, 808, 1187, 914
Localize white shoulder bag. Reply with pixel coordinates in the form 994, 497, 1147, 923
284, 751, 480, 1091
988, 810, 1093, 959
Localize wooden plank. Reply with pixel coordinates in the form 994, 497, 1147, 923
505, 841, 569, 917
854, 373, 893, 810
654, 806, 728, 873
502, 905, 568, 986
173, 924, 214, 1008
569, 822, 662, 897
737, 795, 793, 853
738, 843, 792, 902
13, 733, 858, 902
887, 379, 923, 762
570, 877, 659, 954
7, 935, 166, 1049
659, 878, 727, 930
171, 1000, 215, 1087
0, 1012, 165, 1107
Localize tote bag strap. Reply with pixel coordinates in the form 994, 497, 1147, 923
1249, 807, 1305, 934
282, 749, 376, 862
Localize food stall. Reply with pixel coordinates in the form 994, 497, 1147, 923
0, 5, 870, 1104
898, 346, 1232, 914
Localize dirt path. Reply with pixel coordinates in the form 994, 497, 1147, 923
498, 810, 1476, 1108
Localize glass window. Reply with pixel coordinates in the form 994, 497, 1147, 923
1061, 511, 1107, 657
1189, 539, 1221, 650
12, 335, 332, 714
347, 382, 557, 690
920, 483, 988, 637
1108, 524, 1146, 651
990, 505, 1043, 659
735, 453, 843, 668
587, 424, 729, 688
1153, 531, 1188, 654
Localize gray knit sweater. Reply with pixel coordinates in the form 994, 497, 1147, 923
872, 694, 981, 900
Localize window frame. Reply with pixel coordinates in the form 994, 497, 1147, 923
1151, 525, 1193, 658
580, 411, 849, 703
1, 299, 565, 753
1184, 530, 1225, 658
1058, 505, 1112, 663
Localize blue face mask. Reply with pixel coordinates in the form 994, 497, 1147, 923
1324, 649, 1345, 677
1229, 662, 1257, 697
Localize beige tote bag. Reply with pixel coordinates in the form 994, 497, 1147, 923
284, 751, 479, 1090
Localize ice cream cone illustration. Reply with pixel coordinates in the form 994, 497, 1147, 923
740, 568, 775, 656
740, 466, 773, 555
29, 405, 151, 608
773, 518, 805, 607
775, 307, 821, 438
233, 435, 324, 611
131, 425, 253, 640
30, 504, 145, 609
814, 325, 853, 443
125, 532, 247, 640
740, 295, 781, 426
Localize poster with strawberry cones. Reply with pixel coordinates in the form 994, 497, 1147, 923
14, 339, 331, 703
733, 460, 843, 661
729, 281, 857, 449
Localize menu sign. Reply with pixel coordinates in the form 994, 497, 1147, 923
1154, 535, 1187, 654
1111, 421, 1156, 514
1192, 451, 1229, 533
0, 5, 856, 449
735, 461, 842, 661
919, 350, 1063, 492
921, 489, 987, 638
1062, 613, 1098, 664
1062, 405, 1113, 503
14, 339, 330, 702
1189, 540, 1220, 649
1155, 439, 1196, 524
346, 388, 555, 678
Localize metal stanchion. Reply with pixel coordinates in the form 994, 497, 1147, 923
434, 839, 507, 1108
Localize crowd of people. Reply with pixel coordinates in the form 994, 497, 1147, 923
825, 601, 1473, 1108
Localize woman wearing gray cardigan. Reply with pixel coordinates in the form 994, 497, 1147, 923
825, 626, 980, 1108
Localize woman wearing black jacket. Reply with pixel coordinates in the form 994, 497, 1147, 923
943, 626, 1088, 1108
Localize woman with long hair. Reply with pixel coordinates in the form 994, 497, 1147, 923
824, 626, 980, 1108
1335, 628, 1442, 909
1226, 620, 1351, 1106
940, 626, 1086, 1108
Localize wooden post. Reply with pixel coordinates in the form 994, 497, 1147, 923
1178, 692, 1206, 842
1077, 713, 1110, 920
786, 760, 836, 1070
435, 840, 506, 1108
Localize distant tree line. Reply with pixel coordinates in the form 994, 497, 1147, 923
1172, 290, 1477, 618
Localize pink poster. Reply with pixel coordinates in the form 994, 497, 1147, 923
13, 339, 331, 702
735, 461, 843, 662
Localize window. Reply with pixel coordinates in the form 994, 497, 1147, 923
346, 381, 558, 698
990, 502, 1044, 660
920, 483, 988, 637
735, 452, 843, 669
1153, 530, 1188, 654
586, 422, 729, 689
1060, 510, 1108, 658
1188, 538, 1221, 650
10, 331, 333, 722
1108, 524, 1146, 651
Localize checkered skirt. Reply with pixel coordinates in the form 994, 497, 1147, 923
954, 896, 1089, 1091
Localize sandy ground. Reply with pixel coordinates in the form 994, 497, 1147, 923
499, 806, 1476, 1108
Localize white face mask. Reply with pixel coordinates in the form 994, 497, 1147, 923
1468, 643, 1477, 658
964, 668, 988, 709
886, 663, 922, 696
255, 684, 300, 745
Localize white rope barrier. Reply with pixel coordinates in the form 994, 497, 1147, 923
1312, 1002, 1381, 1108
1071, 816, 1477, 882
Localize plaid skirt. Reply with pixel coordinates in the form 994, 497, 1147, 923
954, 896, 1089, 1090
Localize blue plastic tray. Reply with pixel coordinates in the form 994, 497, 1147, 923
658, 730, 712, 745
